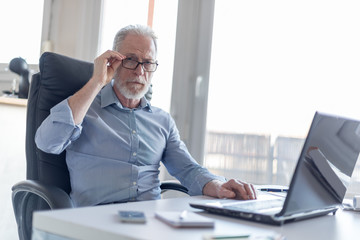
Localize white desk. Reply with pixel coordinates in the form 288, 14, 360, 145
32, 196, 360, 240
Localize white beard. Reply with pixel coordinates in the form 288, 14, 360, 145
118, 78, 150, 100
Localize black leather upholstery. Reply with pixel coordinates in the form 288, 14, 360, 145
13, 52, 93, 240
12, 52, 187, 240
26, 52, 93, 193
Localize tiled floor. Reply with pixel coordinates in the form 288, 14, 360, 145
0, 104, 26, 240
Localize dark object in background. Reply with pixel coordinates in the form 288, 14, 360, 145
9, 57, 29, 99
145, 83, 153, 101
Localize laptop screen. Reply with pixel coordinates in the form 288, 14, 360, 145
280, 112, 360, 216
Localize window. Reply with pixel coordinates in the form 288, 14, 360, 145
99, 0, 178, 112
0, 0, 44, 94
204, 0, 360, 195
0, 0, 44, 64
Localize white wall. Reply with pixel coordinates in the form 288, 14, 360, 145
42, 0, 102, 62
0, 104, 27, 240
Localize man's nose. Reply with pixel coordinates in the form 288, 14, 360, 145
134, 63, 145, 75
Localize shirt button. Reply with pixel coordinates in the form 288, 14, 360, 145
133, 181, 137, 185
133, 152, 137, 156
132, 130, 136, 134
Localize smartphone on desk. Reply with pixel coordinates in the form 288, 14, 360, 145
118, 211, 146, 223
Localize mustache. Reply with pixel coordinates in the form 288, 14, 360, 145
126, 78, 146, 84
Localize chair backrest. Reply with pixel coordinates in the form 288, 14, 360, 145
26, 52, 93, 194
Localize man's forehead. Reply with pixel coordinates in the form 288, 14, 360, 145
118, 34, 156, 59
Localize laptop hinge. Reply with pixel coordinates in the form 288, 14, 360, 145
273, 207, 338, 222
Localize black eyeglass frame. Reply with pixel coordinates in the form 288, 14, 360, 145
121, 58, 159, 72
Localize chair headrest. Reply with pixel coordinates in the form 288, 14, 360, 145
40, 52, 94, 96
37, 52, 94, 108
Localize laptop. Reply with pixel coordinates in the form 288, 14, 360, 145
191, 112, 360, 225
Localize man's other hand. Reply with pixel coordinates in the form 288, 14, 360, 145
203, 179, 257, 200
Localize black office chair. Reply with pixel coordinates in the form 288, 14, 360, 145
11, 52, 188, 240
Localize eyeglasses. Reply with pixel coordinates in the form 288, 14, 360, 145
122, 58, 158, 72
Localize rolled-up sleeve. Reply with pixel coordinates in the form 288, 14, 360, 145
35, 98, 82, 154
161, 116, 225, 196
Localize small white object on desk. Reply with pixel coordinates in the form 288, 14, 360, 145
343, 195, 360, 212
155, 210, 214, 228
353, 195, 360, 210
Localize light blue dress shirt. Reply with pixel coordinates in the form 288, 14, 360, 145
35, 83, 224, 206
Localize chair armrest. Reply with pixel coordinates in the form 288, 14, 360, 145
12, 180, 74, 240
12, 180, 74, 209
160, 181, 189, 194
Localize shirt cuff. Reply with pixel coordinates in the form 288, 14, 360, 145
50, 98, 82, 141
188, 171, 226, 196
50, 98, 78, 126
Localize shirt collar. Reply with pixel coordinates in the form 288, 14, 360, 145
100, 82, 152, 112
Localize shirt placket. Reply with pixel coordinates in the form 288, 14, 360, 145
128, 109, 139, 164
127, 109, 140, 200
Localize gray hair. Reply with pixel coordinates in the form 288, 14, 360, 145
112, 24, 158, 54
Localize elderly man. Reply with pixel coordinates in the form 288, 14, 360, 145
35, 25, 256, 207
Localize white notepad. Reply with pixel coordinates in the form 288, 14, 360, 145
155, 211, 214, 228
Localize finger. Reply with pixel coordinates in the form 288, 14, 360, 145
239, 181, 258, 200
236, 184, 251, 200
106, 51, 126, 71
222, 179, 248, 200
243, 183, 256, 200
218, 187, 236, 199
103, 49, 126, 61
97, 50, 124, 68
225, 179, 257, 200
107, 57, 122, 70
102, 51, 125, 70
251, 184, 257, 199
92, 51, 125, 85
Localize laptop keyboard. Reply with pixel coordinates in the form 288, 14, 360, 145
223, 199, 284, 212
